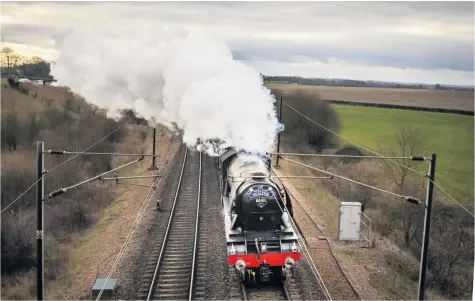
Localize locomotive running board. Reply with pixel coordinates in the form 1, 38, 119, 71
222, 196, 241, 238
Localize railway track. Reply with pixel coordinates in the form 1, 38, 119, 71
228, 266, 301, 300
241, 281, 292, 300
138, 147, 203, 300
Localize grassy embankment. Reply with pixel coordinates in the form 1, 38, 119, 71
1, 80, 177, 299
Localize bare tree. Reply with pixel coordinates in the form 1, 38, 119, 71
1, 114, 22, 151
428, 216, 474, 297
395, 184, 425, 247
383, 124, 426, 194
380, 125, 426, 246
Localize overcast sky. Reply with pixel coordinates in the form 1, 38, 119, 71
1, 1, 474, 85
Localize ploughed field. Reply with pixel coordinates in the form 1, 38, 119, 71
266, 83, 474, 112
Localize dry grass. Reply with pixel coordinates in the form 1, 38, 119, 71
1, 82, 90, 118
1, 270, 36, 300
45, 125, 178, 300
273, 135, 447, 300
266, 83, 474, 111
0, 81, 174, 300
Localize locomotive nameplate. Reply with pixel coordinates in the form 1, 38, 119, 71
248, 185, 272, 199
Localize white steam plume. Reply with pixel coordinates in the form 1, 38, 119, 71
50, 27, 283, 156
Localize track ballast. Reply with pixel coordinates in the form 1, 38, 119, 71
139, 148, 203, 300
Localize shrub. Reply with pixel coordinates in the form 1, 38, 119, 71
335, 145, 364, 164
1, 81, 137, 284
1, 114, 23, 151
272, 88, 341, 152
1, 211, 36, 275
119, 109, 149, 126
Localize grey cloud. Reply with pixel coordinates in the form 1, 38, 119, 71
1, 1, 473, 73
1, 23, 71, 48
230, 34, 474, 72
117, 1, 474, 27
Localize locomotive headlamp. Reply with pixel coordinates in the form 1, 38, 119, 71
229, 244, 236, 255
260, 243, 267, 253
291, 242, 298, 253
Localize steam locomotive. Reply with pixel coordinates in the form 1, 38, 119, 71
218, 148, 301, 284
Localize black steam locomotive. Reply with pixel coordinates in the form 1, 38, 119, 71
218, 148, 301, 284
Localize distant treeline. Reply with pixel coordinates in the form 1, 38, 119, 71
326, 99, 474, 116
1, 47, 54, 80
263, 75, 475, 92
1, 61, 53, 80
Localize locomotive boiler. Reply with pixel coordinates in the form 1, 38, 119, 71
218, 148, 301, 284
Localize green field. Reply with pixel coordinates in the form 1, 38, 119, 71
332, 104, 474, 204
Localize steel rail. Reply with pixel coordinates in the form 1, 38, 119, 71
282, 280, 292, 300
146, 148, 189, 301
189, 151, 202, 300
240, 283, 248, 300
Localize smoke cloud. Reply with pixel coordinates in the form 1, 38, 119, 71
50, 26, 283, 156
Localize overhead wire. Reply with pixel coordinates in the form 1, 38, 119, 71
280, 156, 421, 203
268, 152, 423, 160
1, 121, 128, 214
282, 101, 474, 216
432, 181, 474, 217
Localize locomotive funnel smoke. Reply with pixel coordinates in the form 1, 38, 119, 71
50, 26, 283, 156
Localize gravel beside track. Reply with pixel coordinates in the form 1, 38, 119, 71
112, 137, 185, 300
272, 167, 361, 300
200, 154, 229, 300
245, 284, 288, 300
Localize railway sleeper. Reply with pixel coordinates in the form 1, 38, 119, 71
162, 259, 191, 265
158, 275, 190, 284
157, 282, 190, 288
161, 269, 190, 274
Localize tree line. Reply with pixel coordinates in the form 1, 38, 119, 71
1, 47, 53, 79
263, 75, 474, 92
